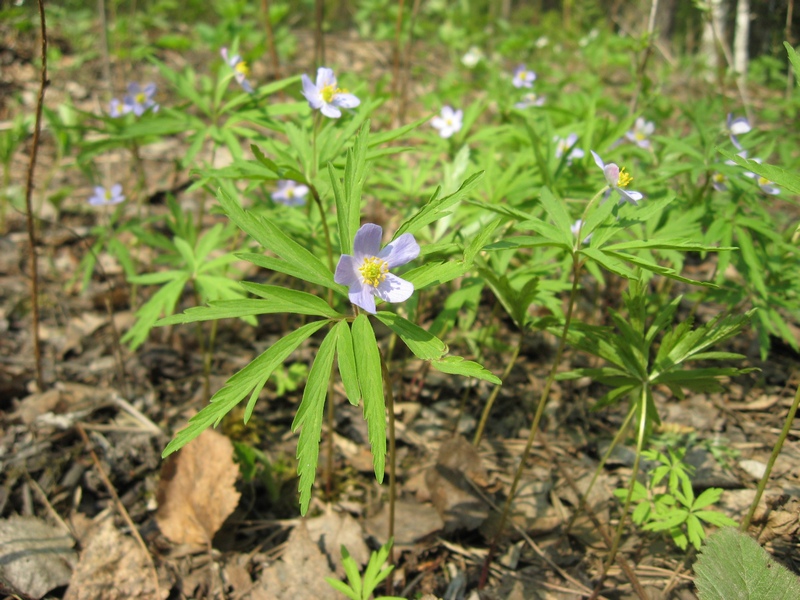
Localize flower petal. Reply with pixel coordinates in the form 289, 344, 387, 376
353, 223, 383, 258
617, 189, 643, 205
334, 254, 360, 286
431, 116, 446, 129
378, 233, 420, 268
301, 74, 322, 108
591, 150, 605, 170
603, 164, 619, 187
144, 83, 156, 97
332, 93, 360, 109
321, 103, 342, 118
350, 283, 376, 313
374, 273, 414, 304
110, 184, 123, 197
316, 67, 336, 89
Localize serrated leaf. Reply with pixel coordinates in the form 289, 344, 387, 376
335, 320, 361, 406
292, 327, 336, 515
236, 253, 347, 295
719, 148, 800, 195
537, 187, 574, 246
580, 247, 638, 279
695, 528, 800, 600
786, 42, 800, 84
402, 260, 470, 290
431, 356, 501, 384
374, 312, 447, 360
123, 275, 190, 350
239, 282, 342, 317
162, 320, 328, 457
352, 315, 386, 483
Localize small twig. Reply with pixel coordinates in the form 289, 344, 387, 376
112, 394, 163, 436
76, 423, 161, 599
380, 353, 398, 596
25, 473, 76, 539
24, 0, 48, 391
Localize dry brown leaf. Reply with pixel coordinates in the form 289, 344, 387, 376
0, 515, 77, 599
306, 507, 369, 576
64, 514, 160, 600
155, 429, 241, 545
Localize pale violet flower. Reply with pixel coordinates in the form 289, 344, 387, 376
514, 92, 545, 109
461, 46, 483, 68
625, 117, 655, 149
334, 223, 420, 314
534, 36, 549, 49
512, 64, 536, 88
431, 106, 463, 138
221, 47, 254, 93
109, 98, 126, 118
726, 113, 751, 150
122, 83, 159, 116
554, 133, 584, 164
301, 67, 360, 119
742, 162, 780, 195
711, 172, 728, 192
88, 184, 125, 207
570, 219, 592, 245
272, 180, 309, 206
591, 150, 643, 205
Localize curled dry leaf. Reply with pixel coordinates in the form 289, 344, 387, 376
155, 429, 241, 546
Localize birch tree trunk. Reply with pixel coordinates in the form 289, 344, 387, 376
700, 0, 727, 70
733, 0, 751, 76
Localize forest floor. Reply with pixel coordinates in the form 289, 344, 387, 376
1, 20, 800, 600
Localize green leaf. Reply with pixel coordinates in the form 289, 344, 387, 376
402, 260, 471, 290
123, 275, 190, 350
394, 171, 485, 238
580, 247, 638, 279
352, 315, 386, 483
692, 487, 724, 511
236, 253, 347, 295
431, 356, 501, 384
162, 320, 328, 457
695, 528, 800, 600
292, 327, 337, 515
217, 187, 337, 290
537, 187, 574, 246
374, 312, 447, 360
335, 320, 361, 406
785, 42, 800, 85
240, 282, 343, 317
718, 148, 800, 195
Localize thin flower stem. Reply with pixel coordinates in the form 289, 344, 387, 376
310, 186, 335, 276
479, 256, 581, 588
473, 333, 523, 446
24, 0, 48, 391
260, 0, 281, 80
590, 385, 649, 600
380, 352, 398, 596
741, 377, 800, 531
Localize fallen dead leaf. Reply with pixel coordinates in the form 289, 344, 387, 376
155, 429, 241, 546
365, 499, 444, 548
0, 515, 77, 599
64, 513, 161, 600
246, 521, 334, 600
306, 506, 369, 576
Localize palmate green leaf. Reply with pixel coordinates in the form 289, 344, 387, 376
236, 253, 347, 296
477, 266, 528, 330
374, 312, 447, 360
394, 171, 485, 238
217, 187, 337, 290
719, 148, 800, 195
335, 321, 361, 406
580, 247, 638, 279
786, 41, 800, 83
291, 326, 337, 515
605, 250, 715, 286
537, 187, 574, 246
240, 282, 343, 318
155, 297, 334, 326
251, 144, 307, 183
604, 239, 734, 253
352, 315, 386, 483
733, 225, 768, 298
402, 260, 471, 290
695, 528, 800, 600
123, 275, 190, 350
162, 320, 328, 457
431, 356, 501, 384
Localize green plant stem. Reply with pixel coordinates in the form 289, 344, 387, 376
478, 257, 581, 589
380, 353, 398, 596
590, 385, 649, 600
473, 333, 523, 446
741, 378, 800, 531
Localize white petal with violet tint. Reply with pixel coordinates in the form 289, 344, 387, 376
440, 105, 455, 119
110, 184, 124, 198
761, 184, 780, 195
728, 116, 751, 135
431, 116, 446, 130
591, 150, 605, 170
374, 273, 414, 303
321, 103, 342, 118
603, 164, 620, 187
350, 283, 376, 313
315, 67, 336, 89
379, 233, 420, 268
352, 223, 383, 259
334, 254, 360, 286
617, 189, 642, 205
301, 75, 323, 108
144, 83, 156, 97
333, 93, 360, 109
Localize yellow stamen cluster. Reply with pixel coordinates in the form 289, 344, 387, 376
617, 168, 633, 188
105, 189, 113, 200
758, 176, 770, 187
321, 84, 342, 103
135, 92, 146, 104
235, 61, 250, 77
359, 256, 389, 287
712, 173, 725, 183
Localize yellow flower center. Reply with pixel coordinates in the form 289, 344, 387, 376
235, 61, 250, 77
712, 173, 725, 183
321, 84, 337, 103
758, 176, 769, 187
617, 167, 633, 188
634, 132, 646, 141
359, 256, 389, 287
135, 92, 146, 104
105, 189, 113, 200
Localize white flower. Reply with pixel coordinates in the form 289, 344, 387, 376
431, 106, 463, 139
591, 150, 643, 205
272, 180, 309, 206
554, 133, 584, 164
624, 117, 655, 149
512, 64, 536, 89
461, 46, 483, 68
301, 67, 360, 119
